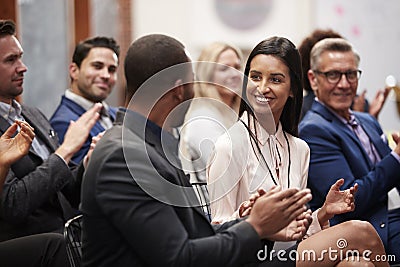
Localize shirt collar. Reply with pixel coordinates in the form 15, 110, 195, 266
315, 97, 352, 125
120, 107, 178, 144
0, 99, 23, 122
65, 89, 110, 112
240, 111, 284, 147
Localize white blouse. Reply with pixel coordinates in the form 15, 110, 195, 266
180, 98, 237, 183
207, 112, 328, 241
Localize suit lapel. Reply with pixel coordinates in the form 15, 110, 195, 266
145, 127, 191, 187
22, 106, 59, 152
311, 101, 373, 168
63, 97, 106, 135
145, 130, 206, 218
0, 116, 12, 135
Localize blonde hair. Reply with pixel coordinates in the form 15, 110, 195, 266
194, 42, 243, 112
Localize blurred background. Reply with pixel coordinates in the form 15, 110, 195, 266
1, 0, 399, 134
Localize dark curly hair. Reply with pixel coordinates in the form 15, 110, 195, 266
298, 29, 343, 93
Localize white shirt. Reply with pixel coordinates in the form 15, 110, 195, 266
65, 89, 113, 129
179, 97, 237, 183
207, 112, 328, 247
0, 100, 50, 160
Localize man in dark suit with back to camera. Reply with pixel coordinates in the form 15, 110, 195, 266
80, 34, 313, 267
0, 19, 102, 242
299, 38, 400, 263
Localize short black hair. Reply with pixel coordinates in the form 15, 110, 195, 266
0, 20, 16, 37
124, 34, 190, 101
72, 36, 120, 68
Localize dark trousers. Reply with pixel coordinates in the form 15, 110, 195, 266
0, 233, 68, 267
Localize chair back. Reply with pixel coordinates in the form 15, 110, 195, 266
64, 214, 83, 267
192, 182, 211, 221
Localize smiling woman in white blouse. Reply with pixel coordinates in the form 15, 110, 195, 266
207, 36, 389, 267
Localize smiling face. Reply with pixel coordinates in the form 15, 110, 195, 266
213, 48, 242, 100
70, 47, 118, 102
0, 35, 27, 103
309, 50, 358, 119
246, 54, 292, 125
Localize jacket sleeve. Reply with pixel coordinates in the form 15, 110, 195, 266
94, 144, 268, 267
0, 154, 73, 223
300, 121, 400, 220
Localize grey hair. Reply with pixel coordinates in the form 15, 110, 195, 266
310, 38, 360, 70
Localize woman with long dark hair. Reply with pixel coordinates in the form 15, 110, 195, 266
207, 36, 389, 266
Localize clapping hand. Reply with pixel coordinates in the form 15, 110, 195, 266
83, 131, 105, 168
268, 209, 312, 241
245, 186, 312, 239
238, 188, 267, 217
0, 120, 35, 166
321, 178, 358, 220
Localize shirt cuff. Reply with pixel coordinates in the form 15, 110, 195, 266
53, 152, 68, 166
303, 208, 330, 239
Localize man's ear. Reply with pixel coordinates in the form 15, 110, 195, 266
308, 69, 318, 95
69, 63, 79, 80
173, 79, 184, 102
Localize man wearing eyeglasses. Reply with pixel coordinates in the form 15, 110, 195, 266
299, 38, 400, 263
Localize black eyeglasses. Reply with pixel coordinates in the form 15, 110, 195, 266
314, 70, 362, 84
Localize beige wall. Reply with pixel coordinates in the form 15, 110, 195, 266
133, 0, 312, 59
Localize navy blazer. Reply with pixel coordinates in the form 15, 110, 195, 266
0, 105, 83, 242
81, 109, 273, 267
50, 96, 117, 164
299, 100, 400, 249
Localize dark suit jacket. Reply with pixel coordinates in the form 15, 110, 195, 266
50, 96, 117, 164
0, 105, 83, 242
81, 109, 273, 267
299, 100, 400, 249
300, 90, 315, 121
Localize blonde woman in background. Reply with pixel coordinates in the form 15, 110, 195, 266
180, 42, 243, 183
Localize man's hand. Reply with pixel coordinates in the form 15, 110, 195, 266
369, 87, 390, 119
55, 103, 102, 163
267, 209, 312, 241
0, 120, 35, 166
352, 90, 367, 113
392, 132, 400, 156
0, 121, 35, 194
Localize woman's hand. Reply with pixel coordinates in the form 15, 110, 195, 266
238, 188, 267, 217
267, 209, 312, 241
318, 178, 358, 225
